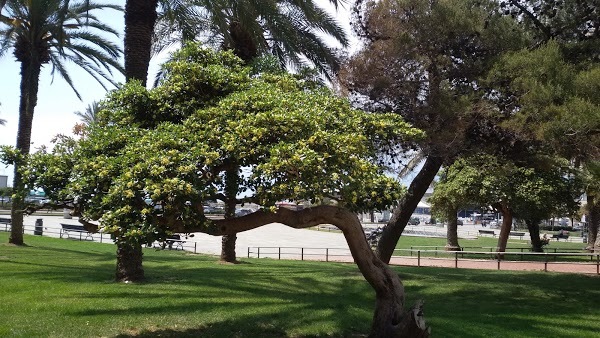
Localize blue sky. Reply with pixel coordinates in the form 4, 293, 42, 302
0, 1, 354, 183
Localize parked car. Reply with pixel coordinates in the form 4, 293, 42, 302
408, 217, 420, 225
235, 208, 254, 217
456, 219, 463, 226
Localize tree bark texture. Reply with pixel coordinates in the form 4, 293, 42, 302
10, 61, 42, 245
445, 209, 460, 251
495, 204, 513, 257
115, 241, 144, 282
588, 194, 600, 252
525, 220, 544, 252
124, 0, 158, 86
377, 156, 443, 263
167, 206, 429, 337
220, 166, 240, 262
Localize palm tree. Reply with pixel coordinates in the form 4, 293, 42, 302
0, 0, 123, 245
155, 0, 348, 79
153, 0, 349, 263
74, 101, 102, 126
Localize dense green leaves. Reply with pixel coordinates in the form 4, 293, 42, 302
431, 155, 583, 222
16, 44, 420, 244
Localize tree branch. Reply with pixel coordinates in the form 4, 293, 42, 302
508, 0, 552, 40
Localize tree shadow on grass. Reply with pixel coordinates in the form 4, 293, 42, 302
398, 266, 600, 337
113, 317, 368, 338
113, 320, 288, 338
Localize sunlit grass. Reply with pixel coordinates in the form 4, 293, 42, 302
1, 233, 598, 337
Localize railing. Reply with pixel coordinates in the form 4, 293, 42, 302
396, 249, 600, 274
246, 245, 600, 275
4, 222, 597, 274
409, 245, 586, 255
0, 223, 204, 254
247, 246, 351, 262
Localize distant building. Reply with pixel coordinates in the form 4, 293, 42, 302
0, 175, 7, 188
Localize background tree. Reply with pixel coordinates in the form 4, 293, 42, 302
0, 0, 123, 245
433, 155, 582, 253
429, 167, 482, 251
487, 40, 600, 251
21, 44, 430, 336
74, 101, 103, 126
342, 0, 527, 263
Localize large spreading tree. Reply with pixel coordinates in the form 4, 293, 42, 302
153, 0, 349, 262
0, 0, 123, 245
18, 44, 431, 336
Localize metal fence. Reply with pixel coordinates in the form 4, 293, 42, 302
247, 246, 600, 275
3, 222, 598, 275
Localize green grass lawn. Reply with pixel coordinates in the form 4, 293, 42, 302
1, 233, 599, 337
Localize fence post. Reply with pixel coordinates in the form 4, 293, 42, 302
326, 248, 329, 262
278, 247, 281, 260
257, 247, 260, 259
544, 253, 548, 272
497, 256, 501, 270
455, 251, 458, 268
301, 248, 304, 261
418, 250, 421, 267
194, 242, 197, 254
597, 254, 599, 275
520, 248, 523, 261
247, 247, 250, 258
100, 233, 103, 243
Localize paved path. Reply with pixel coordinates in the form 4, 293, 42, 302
7, 215, 598, 275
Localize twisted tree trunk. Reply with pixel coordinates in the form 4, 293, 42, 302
170, 206, 430, 336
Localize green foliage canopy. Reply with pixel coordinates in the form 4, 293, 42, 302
17, 44, 423, 245
430, 155, 582, 222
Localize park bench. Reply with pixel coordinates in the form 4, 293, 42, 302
509, 231, 526, 240
551, 231, 569, 241
478, 229, 496, 237
0, 217, 10, 231
60, 223, 93, 241
151, 234, 186, 250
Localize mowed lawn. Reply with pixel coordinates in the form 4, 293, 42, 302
1, 233, 599, 337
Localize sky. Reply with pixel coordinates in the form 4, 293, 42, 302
0, 1, 356, 184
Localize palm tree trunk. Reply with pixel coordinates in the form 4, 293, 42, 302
445, 208, 460, 251
124, 0, 158, 86
10, 61, 42, 245
376, 156, 443, 263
